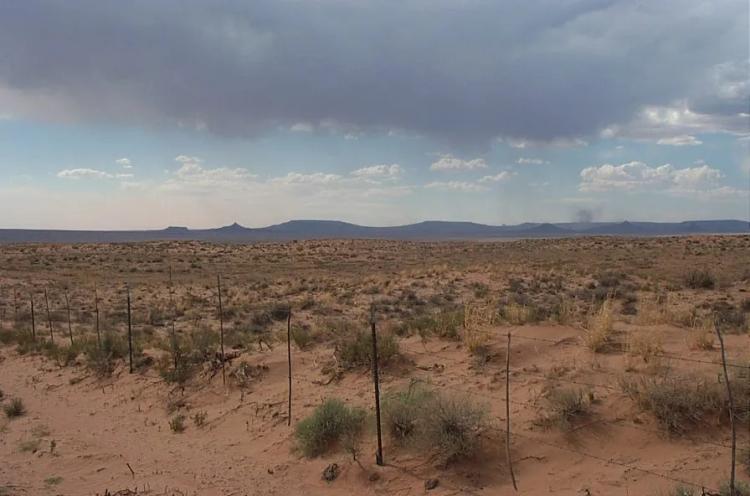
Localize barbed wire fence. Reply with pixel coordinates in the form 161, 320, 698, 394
0, 274, 748, 495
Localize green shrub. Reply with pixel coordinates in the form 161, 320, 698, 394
294, 398, 365, 457
684, 269, 715, 289
192, 411, 208, 428
419, 392, 487, 464
337, 330, 399, 369
169, 414, 186, 433
290, 325, 313, 350
270, 303, 291, 321
382, 382, 435, 444
537, 387, 592, 429
670, 486, 695, 496
83, 333, 130, 377
719, 480, 750, 496
619, 376, 722, 434
4, 398, 26, 419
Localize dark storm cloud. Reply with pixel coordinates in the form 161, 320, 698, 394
0, 0, 746, 145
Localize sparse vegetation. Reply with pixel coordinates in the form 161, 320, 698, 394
169, 414, 186, 433
192, 411, 208, 428
382, 382, 435, 444
537, 387, 592, 429
4, 398, 26, 419
583, 299, 614, 352
684, 269, 715, 289
294, 398, 365, 457
336, 330, 399, 369
719, 480, 750, 496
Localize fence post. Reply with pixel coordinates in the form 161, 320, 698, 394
30, 293, 36, 341
65, 291, 73, 346
370, 308, 384, 466
217, 275, 226, 386
13, 289, 18, 325
127, 284, 133, 374
168, 266, 178, 372
94, 284, 101, 349
287, 308, 292, 427
506, 332, 518, 490
44, 287, 53, 343
715, 324, 736, 496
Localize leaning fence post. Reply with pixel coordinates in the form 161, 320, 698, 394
506, 332, 518, 490
287, 307, 292, 427
30, 292, 36, 341
126, 284, 133, 374
370, 307, 384, 466
216, 275, 226, 386
44, 287, 54, 343
64, 291, 73, 346
715, 323, 736, 496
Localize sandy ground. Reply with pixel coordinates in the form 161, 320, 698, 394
1, 322, 747, 496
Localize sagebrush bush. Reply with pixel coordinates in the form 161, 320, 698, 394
294, 398, 365, 457
83, 333, 130, 377
420, 392, 488, 464
382, 382, 435, 444
684, 269, 715, 289
169, 414, 186, 433
290, 325, 313, 350
537, 387, 592, 429
619, 375, 724, 434
719, 480, 750, 496
4, 397, 26, 419
337, 330, 399, 369
625, 332, 663, 364
670, 486, 695, 496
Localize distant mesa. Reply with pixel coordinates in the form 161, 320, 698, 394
0, 219, 747, 243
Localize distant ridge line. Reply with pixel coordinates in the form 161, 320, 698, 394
0, 219, 747, 243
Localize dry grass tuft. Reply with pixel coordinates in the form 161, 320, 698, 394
582, 299, 615, 352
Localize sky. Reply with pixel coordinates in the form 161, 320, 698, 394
0, 0, 748, 229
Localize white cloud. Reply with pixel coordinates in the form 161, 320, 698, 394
425, 181, 487, 192
290, 122, 314, 132
656, 135, 702, 146
478, 171, 514, 183
601, 102, 750, 142
504, 137, 588, 149
271, 172, 342, 185
350, 164, 402, 180
164, 156, 256, 191
516, 157, 549, 165
430, 154, 487, 171
579, 160, 742, 197
175, 155, 202, 164
116, 157, 133, 168
57, 168, 113, 179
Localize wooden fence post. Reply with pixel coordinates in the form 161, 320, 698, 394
370, 308, 384, 466
168, 266, 178, 372
44, 287, 53, 343
65, 291, 73, 346
217, 275, 226, 386
715, 324, 736, 496
30, 292, 36, 340
94, 284, 101, 348
127, 284, 133, 374
287, 308, 292, 427
506, 332, 518, 490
